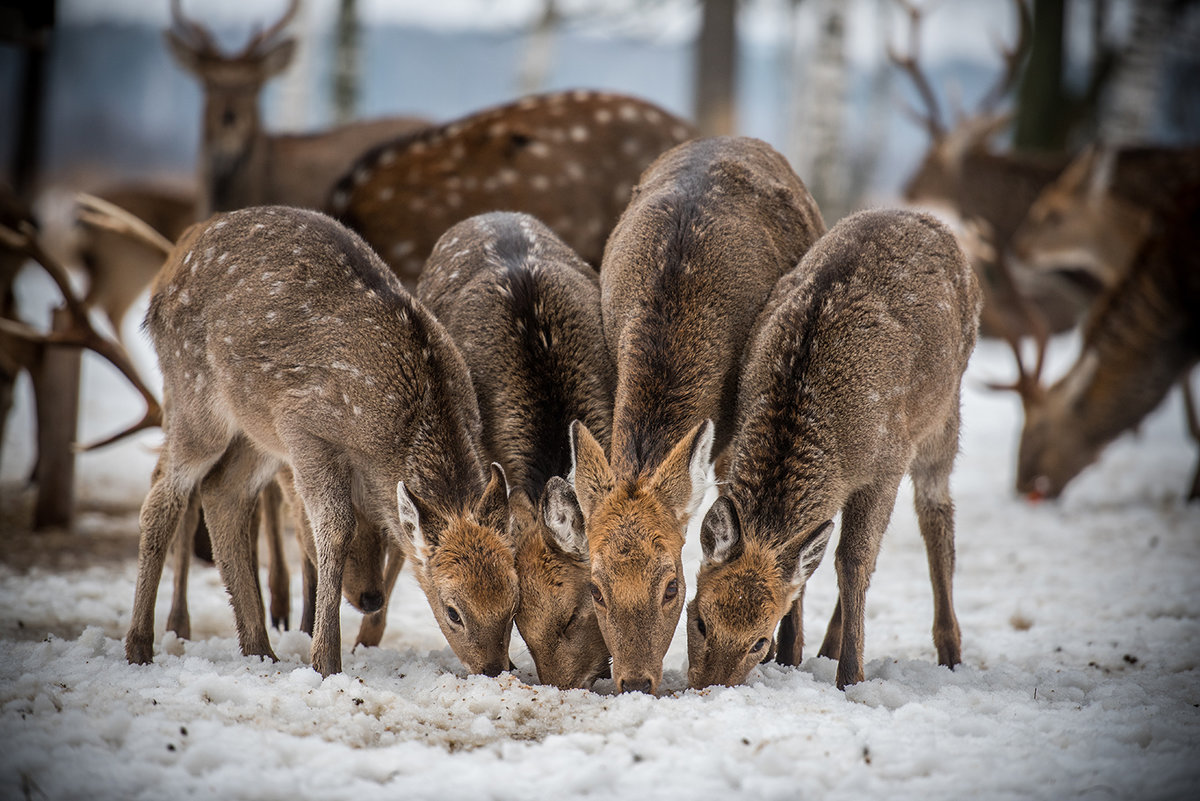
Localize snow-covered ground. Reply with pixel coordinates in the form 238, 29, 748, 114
1, 268, 1199, 800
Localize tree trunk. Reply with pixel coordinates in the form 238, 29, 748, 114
1102, 0, 1170, 145
1014, 0, 1066, 151
332, 0, 360, 125
33, 307, 80, 531
790, 0, 848, 220
517, 0, 560, 96
694, 0, 738, 137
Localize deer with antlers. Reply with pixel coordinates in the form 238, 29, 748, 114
166, 0, 430, 219
328, 90, 697, 287
1002, 145, 1200, 501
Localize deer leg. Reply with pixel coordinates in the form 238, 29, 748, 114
911, 406, 964, 668
775, 590, 804, 666
357, 541, 406, 648
818, 597, 843, 660
165, 488, 201, 640
260, 479, 290, 630
1181, 376, 1200, 502
832, 475, 902, 690
199, 438, 278, 662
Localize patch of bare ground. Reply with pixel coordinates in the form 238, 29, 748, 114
0, 482, 140, 571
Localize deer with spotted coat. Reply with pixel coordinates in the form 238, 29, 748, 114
687, 209, 981, 690
328, 90, 696, 286
417, 212, 616, 690
559, 136, 826, 694
127, 206, 517, 677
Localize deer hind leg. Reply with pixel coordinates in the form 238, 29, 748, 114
259, 479, 291, 630
199, 436, 279, 662
165, 488, 201, 640
357, 541, 406, 648
911, 405, 964, 669
817, 598, 843, 662
1181, 375, 1200, 502
831, 474, 902, 690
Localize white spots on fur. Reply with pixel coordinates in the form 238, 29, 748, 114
293, 247, 302, 256
213, 220, 227, 229
184, 250, 193, 265
222, 336, 233, 345
528, 141, 551, 159
269, 282, 285, 296
518, 96, 540, 110
569, 125, 589, 142
488, 121, 508, 138
409, 197, 427, 213
353, 166, 371, 187
498, 168, 518, 186
620, 138, 641, 157
565, 161, 585, 181
613, 183, 632, 205
410, 140, 428, 155
342, 392, 351, 406
178, 289, 190, 305
594, 108, 612, 124
531, 175, 550, 191
378, 148, 397, 166
618, 104, 638, 122
266, 310, 277, 322
379, 186, 395, 202
331, 189, 349, 209
446, 192, 462, 208
353, 405, 362, 416
571, 89, 591, 103
392, 241, 415, 259
643, 108, 663, 124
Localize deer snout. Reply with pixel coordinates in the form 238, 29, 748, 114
480, 659, 512, 678
358, 590, 384, 614
618, 676, 654, 694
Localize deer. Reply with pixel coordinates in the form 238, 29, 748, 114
688, 209, 982, 691
416, 211, 616, 690
889, 0, 1078, 341
166, 0, 430, 219
327, 89, 697, 287
1002, 145, 1200, 501
126, 205, 518, 678
555, 136, 826, 695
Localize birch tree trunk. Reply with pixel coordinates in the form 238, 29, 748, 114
694, 0, 737, 137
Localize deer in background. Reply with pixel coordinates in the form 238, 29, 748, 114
559, 136, 826, 694
417, 212, 616, 690
687, 209, 981, 690
328, 90, 697, 286
1002, 145, 1200, 501
127, 206, 518, 677
166, 0, 430, 218
890, 0, 1078, 340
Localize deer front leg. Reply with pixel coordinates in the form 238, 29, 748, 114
1181, 376, 1200, 502
775, 590, 804, 666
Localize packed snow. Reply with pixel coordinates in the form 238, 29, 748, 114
1, 267, 1199, 800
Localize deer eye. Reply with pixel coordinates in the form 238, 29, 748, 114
446, 605, 463, 626
590, 583, 605, 607
750, 637, 769, 654
695, 616, 707, 638
663, 578, 678, 603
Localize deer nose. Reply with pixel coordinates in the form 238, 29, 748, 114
618, 677, 653, 694
358, 590, 384, 613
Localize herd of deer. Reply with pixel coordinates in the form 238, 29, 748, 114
0, 0, 1196, 694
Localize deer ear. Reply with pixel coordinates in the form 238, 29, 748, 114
397, 481, 439, 562
569, 420, 614, 520
476, 462, 510, 533
256, 37, 296, 79
780, 520, 833, 591
540, 476, 588, 561
700, 495, 742, 565
648, 419, 715, 522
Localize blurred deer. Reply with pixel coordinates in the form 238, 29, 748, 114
328, 90, 697, 286
418, 212, 616, 689
166, 0, 430, 218
1002, 145, 1200, 501
127, 207, 517, 677
688, 210, 981, 690
561, 137, 826, 694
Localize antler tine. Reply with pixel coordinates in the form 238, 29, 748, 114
241, 0, 300, 57
75, 192, 175, 257
887, 0, 947, 140
978, 0, 1033, 113
168, 0, 218, 53
985, 248, 1050, 405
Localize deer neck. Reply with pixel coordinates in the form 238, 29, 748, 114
200, 133, 270, 216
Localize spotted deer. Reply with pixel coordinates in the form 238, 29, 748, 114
328, 90, 697, 286
166, 0, 430, 219
1003, 145, 1200, 500
559, 136, 826, 694
127, 206, 517, 677
688, 209, 981, 690
417, 212, 616, 689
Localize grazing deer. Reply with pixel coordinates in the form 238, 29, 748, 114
559, 136, 825, 694
689, 209, 981, 690
328, 89, 697, 286
127, 206, 517, 677
1003, 145, 1200, 500
417, 212, 616, 689
166, 0, 430, 218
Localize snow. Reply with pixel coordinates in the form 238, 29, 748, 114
2, 266, 1200, 800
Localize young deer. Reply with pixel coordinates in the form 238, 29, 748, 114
561, 136, 826, 694
166, 0, 429, 218
327, 89, 697, 286
1004, 145, 1200, 500
417, 212, 616, 690
688, 209, 982, 690
127, 206, 518, 677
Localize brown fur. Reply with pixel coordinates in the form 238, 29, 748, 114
689, 209, 981, 690
567, 136, 825, 694
417, 212, 615, 688
127, 206, 516, 677
328, 90, 696, 286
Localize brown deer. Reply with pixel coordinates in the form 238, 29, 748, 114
327, 89, 697, 286
560, 136, 826, 694
1003, 145, 1200, 500
689, 209, 981, 690
166, 0, 430, 218
127, 206, 517, 677
417, 212, 616, 690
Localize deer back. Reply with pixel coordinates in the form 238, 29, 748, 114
418, 211, 615, 689
328, 90, 697, 285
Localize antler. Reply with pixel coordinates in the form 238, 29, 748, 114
168, 0, 218, 54
984, 250, 1050, 407
0, 219, 163, 449
240, 0, 300, 58
977, 0, 1033, 113
75, 192, 174, 256
888, 0, 946, 141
